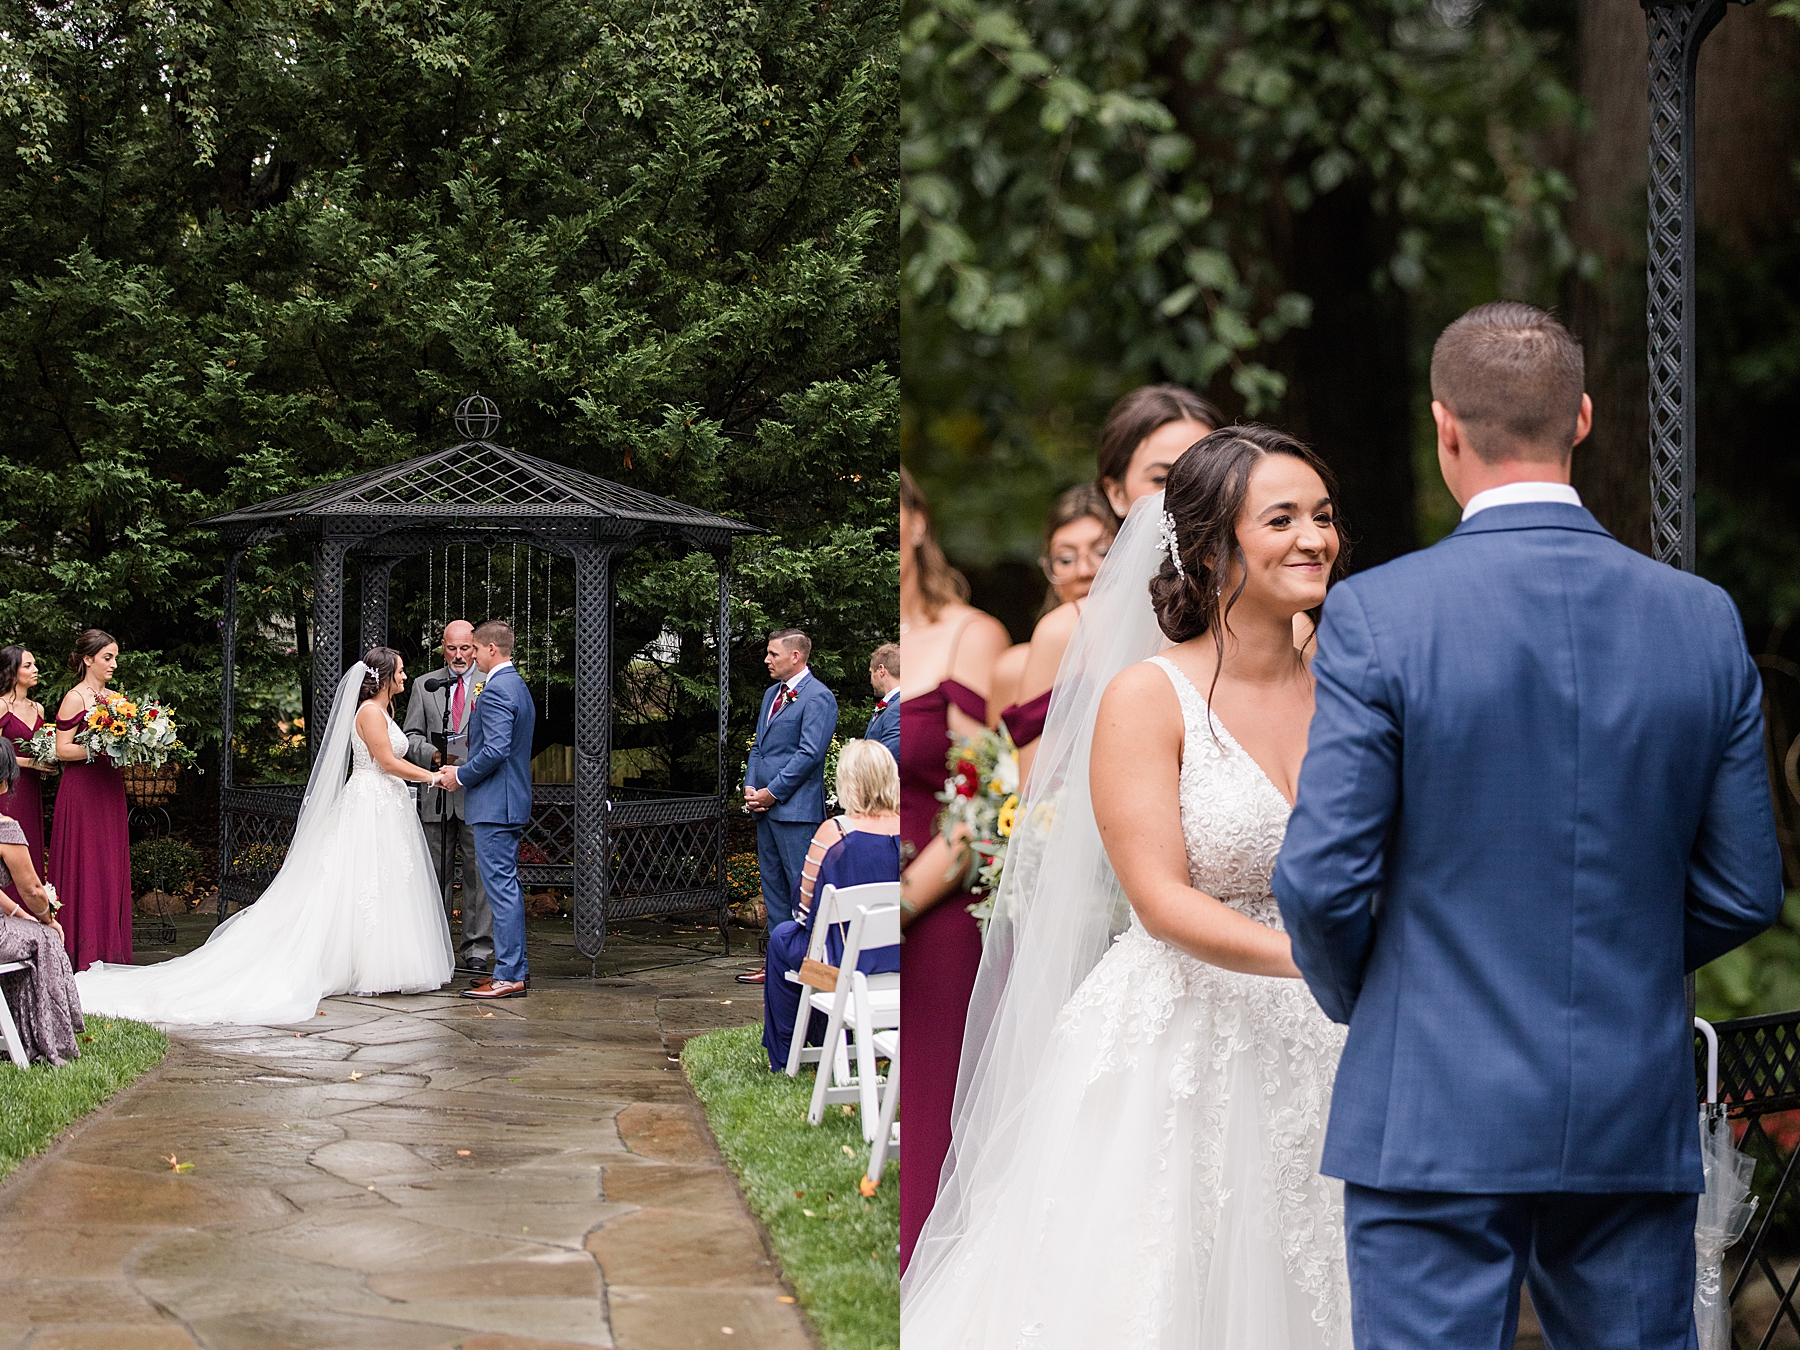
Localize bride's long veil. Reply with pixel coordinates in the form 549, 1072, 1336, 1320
903, 494, 1173, 1303
211, 661, 369, 939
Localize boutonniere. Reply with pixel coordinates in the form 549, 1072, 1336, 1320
472, 681, 486, 701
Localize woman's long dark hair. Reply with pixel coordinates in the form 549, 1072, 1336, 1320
1149, 424, 1349, 729
358, 647, 402, 703
0, 646, 25, 698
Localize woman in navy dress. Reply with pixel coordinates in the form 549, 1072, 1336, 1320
762, 739, 902, 1070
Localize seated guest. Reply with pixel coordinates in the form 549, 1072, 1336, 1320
865, 643, 900, 761
0, 739, 84, 1065
760, 739, 902, 1071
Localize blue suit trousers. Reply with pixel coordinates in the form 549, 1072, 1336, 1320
472, 821, 527, 983
757, 816, 814, 926
1344, 1184, 1698, 1350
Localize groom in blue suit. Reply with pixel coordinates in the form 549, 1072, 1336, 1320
440, 619, 537, 1000
1275, 303, 1782, 1350
746, 629, 838, 928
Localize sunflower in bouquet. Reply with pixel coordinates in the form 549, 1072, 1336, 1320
74, 692, 199, 771
935, 726, 1021, 928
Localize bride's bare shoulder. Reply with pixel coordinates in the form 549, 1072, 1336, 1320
1095, 661, 1182, 737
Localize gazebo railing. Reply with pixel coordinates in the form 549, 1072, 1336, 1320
219, 782, 730, 949
1697, 1010, 1800, 1347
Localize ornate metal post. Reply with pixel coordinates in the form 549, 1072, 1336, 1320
1643, 0, 1728, 572
310, 537, 350, 754
571, 540, 616, 958
715, 548, 733, 951
358, 556, 399, 652
217, 547, 244, 921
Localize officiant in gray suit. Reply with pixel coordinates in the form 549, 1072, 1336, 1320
403, 619, 494, 975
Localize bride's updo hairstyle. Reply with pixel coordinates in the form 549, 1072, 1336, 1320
1149, 423, 1348, 645
358, 647, 402, 703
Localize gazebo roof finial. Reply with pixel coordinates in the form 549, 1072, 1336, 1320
454, 393, 501, 442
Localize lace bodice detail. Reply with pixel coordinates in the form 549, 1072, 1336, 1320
1147, 655, 1292, 929
351, 713, 409, 777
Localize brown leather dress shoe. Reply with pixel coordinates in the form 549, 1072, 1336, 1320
466, 973, 530, 990
463, 979, 527, 1000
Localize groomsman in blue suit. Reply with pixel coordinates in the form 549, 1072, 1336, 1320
745, 629, 838, 929
439, 619, 537, 1001
1275, 302, 1783, 1350
865, 642, 900, 762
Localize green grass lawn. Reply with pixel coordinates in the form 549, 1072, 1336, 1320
0, 1014, 169, 1184
682, 1023, 898, 1350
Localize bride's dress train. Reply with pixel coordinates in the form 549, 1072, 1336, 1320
75, 694, 452, 1026
902, 656, 1350, 1348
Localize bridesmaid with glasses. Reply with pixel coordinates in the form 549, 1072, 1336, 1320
0, 645, 55, 911
49, 629, 133, 971
985, 484, 1117, 720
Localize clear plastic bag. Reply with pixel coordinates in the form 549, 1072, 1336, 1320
1695, 1104, 1758, 1350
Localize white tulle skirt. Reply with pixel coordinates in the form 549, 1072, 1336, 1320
75, 767, 453, 1026
902, 919, 1352, 1350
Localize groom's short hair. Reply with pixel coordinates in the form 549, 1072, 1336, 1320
769, 628, 812, 658
473, 620, 515, 654
1431, 302, 1585, 463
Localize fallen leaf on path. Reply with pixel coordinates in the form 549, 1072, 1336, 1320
348, 1071, 363, 1080
164, 1155, 193, 1173
456, 1150, 472, 1157
721, 1329, 734, 1336
794, 1189, 804, 1199
802, 1209, 815, 1217
859, 1176, 877, 1197
841, 1105, 853, 1117
317, 1011, 326, 1016
777, 1296, 796, 1304
478, 1012, 495, 1018
841, 1145, 854, 1156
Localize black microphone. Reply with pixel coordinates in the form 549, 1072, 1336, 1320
422, 675, 455, 692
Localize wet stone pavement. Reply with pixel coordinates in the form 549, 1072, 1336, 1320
0, 916, 809, 1350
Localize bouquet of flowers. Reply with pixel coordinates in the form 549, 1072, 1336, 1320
935, 726, 1020, 926
22, 721, 57, 767
73, 692, 199, 771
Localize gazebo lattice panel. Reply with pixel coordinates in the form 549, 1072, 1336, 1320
201, 406, 759, 957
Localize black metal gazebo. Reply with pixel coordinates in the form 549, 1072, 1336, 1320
200, 398, 761, 958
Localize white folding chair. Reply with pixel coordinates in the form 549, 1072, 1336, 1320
783, 880, 900, 1078
0, 962, 31, 1067
807, 897, 901, 1138
865, 1027, 899, 1186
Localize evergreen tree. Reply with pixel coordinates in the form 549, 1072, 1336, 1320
0, 0, 899, 787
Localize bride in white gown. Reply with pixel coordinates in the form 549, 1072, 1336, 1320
76, 650, 454, 1025
902, 426, 1353, 1348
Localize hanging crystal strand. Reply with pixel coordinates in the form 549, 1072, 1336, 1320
427, 549, 434, 646
511, 543, 518, 628
525, 546, 533, 684
460, 544, 468, 621
543, 551, 552, 715
485, 547, 492, 621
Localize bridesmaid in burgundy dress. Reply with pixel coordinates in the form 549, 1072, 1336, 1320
1003, 385, 1220, 785
49, 629, 133, 971
0, 645, 54, 909
987, 484, 1117, 735
896, 469, 1009, 1271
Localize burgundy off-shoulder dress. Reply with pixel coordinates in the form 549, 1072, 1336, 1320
48, 709, 132, 971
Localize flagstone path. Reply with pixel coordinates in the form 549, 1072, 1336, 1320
0, 920, 803, 1350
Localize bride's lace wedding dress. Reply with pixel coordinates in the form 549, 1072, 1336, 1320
902, 656, 1350, 1348
75, 709, 453, 1026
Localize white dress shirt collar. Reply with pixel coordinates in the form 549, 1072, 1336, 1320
485, 659, 514, 677
783, 666, 810, 694
1460, 480, 1582, 522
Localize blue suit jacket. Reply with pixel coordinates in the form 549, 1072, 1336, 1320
747, 674, 838, 823
1273, 503, 1782, 1194
865, 696, 900, 762
457, 663, 537, 827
